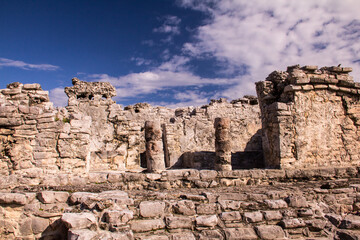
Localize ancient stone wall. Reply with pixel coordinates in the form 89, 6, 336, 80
256, 65, 360, 169
0, 79, 262, 175
0, 166, 359, 239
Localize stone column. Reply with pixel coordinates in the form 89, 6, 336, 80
145, 121, 165, 173
214, 118, 232, 171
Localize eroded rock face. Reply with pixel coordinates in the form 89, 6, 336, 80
64, 78, 116, 103
256, 65, 360, 168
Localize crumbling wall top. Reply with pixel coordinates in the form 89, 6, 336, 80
64, 78, 116, 101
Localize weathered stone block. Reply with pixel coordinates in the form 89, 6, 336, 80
130, 219, 165, 232
255, 225, 286, 240
243, 211, 263, 223
224, 227, 258, 240
173, 200, 196, 215
61, 213, 97, 230
196, 203, 218, 215
280, 218, 306, 228
196, 215, 218, 227
31, 217, 49, 234
264, 199, 288, 209
220, 211, 242, 222
139, 201, 165, 218
165, 216, 193, 229
0, 193, 27, 205
263, 211, 283, 221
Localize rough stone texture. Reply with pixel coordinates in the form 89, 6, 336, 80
1, 66, 360, 239
145, 121, 165, 172
0, 169, 359, 239
214, 118, 232, 171
256, 65, 360, 168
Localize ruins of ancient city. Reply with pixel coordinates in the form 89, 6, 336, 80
0, 65, 360, 239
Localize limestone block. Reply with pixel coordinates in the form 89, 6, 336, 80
31, 217, 49, 234
37, 191, 69, 204
130, 219, 165, 232
0, 193, 27, 205
255, 225, 286, 240
196, 203, 218, 215
196, 215, 218, 227
61, 212, 97, 230
173, 200, 196, 215
23, 83, 41, 90
280, 218, 306, 228
68, 229, 97, 240
243, 211, 263, 223
165, 216, 193, 229
139, 201, 165, 218
264, 199, 288, 209
171, 232, 196, 240
285, 196, 308, 208
218, 200, 241, 211
102, 209, 133, 225
224, 228, 258, 240
220, 211, 242, 222
263, 211, 283, 221
199, 230, 224, 240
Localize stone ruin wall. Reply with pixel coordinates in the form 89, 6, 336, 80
1, 65, 360, 240
0, 78, 262, 176
257, 65, 360, 169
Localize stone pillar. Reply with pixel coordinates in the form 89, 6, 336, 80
145, 121, 165, 173
214, 118, 232, 171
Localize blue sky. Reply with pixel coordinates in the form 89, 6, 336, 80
1, 0, 360, 107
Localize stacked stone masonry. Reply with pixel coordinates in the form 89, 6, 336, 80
1, 167, 360, 239
1, 65, 360, 239
256, 65, 360, 169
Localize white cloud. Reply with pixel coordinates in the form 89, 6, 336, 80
86, 56, 238, 102
154, 15, 181, 35
131, 57, 152, 66
0, 57, 59, 71
149, 90, 209, 108
49, 87, 68, 107
178, 0, 360, 99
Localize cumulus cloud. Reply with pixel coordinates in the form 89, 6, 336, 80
49, 87, 68, 107
178, 0, 360, 99
0, 57, 59, 71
